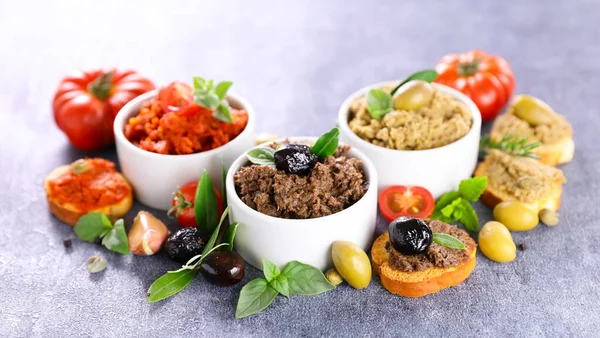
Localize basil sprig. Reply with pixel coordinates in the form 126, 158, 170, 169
311, 127, 339, 160
366, 69, 438, 120
193, 76, 233, 123
432, 233, 466, 249
195, 170, 219, 235
431, 176, 488, 232
74, 213, 129, 255
246, 147, 276, 167
235, 259, 335, 319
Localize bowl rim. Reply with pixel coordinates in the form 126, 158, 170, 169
226, 136, 378, 225
113, 89, 256, 160
337, 81, 482, 155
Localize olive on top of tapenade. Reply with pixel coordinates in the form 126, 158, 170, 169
388, 217, 433, 255
235, 128, 368, 219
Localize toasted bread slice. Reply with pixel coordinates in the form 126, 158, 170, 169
372, 232, 476, 298
474, 150, 565, 212
45, 164, 133, 226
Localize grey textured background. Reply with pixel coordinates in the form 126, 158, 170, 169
1, 0, 599, 337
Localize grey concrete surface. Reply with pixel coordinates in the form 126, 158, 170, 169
1, 0, 599, 337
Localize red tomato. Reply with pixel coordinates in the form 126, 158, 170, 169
379, 186, 435, 222
53, 69, 155, 151
157, 81, 194, 113
434, 50, 515, 122
169, 181, 224, 228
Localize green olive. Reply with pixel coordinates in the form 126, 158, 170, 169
479, 221, 517, 263
493, 201, 539, 232
331, 241, 371, 289
539, 208, 559, 226
511, 94, 555, 126
392, 80, 434, 111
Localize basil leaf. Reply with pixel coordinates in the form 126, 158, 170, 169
214, 81, 232, 100
434, 191, 462, 212
213, 104, 233, 123
262, 258, 281, 283
235, 278, 279, 319
147, 269, 197, 303
433, 232, 466, 249
366, 88, 393, 120
310, 127, 340, 160
201, 206, 229, 256
101, 219, 130, 255
246, 147, 276, 167
193, 76, 206, 89
390, 69, 438, 96
280, 261, 335, 296
221, 157, 228, 209
194, 170, 219, 235
441, 197, 462, 218
458, 199, 479, 232
74, 212, 113, 243
458, 176, 488, 202
270, 274, 290, 298
222, 222, 239, 252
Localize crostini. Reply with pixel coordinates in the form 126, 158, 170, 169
45, 158, 133, 226
490, 94, 574, 166
474, 150, 566, 211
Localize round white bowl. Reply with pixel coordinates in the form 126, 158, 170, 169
226, 137, 378, 271
337, 82, 481, 199
114, 90, 256, 210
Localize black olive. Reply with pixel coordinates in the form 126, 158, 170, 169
200, 251, 245, 286
388, 216, 432, 255
274, 144, 318, 176
165, 227, 205, 264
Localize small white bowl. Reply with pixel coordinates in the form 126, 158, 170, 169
337, 82, 481, 198
114, 90, 256, 210
226, 137, 378, 270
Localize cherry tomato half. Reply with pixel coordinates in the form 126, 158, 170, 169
378, 185, 435, 222
157, 81, 194, 113
168, 181, 224, 228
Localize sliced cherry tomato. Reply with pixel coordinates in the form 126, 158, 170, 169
168, 181, 224, 228
157, 81, 194, 113
379, 185, 435, 222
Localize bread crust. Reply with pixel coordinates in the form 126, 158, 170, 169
44, 165, 133, 226
371, 232, 476, 298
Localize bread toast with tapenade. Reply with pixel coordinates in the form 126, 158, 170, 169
372, 232, 476, 298
45, 163, 133, 226
474, 150, 566, 212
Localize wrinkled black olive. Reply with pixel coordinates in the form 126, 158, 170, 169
388, 216, 432, 255
165, 227, 205, 264
200, 251, 245, 286
274, 144, 318, 176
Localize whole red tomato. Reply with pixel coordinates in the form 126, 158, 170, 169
168, 181, 224, 228
53, 69, 155, 151
434, 50, 515, 122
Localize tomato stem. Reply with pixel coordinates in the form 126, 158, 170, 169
88, 71, 114, 100
457, 59, 480, 76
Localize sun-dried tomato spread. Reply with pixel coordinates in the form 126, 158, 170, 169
124, 98, 248, 155
46, 159, 131, 210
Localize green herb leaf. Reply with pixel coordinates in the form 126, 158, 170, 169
270, 274, 290, 298
201, 206, 229, 256
194, 90, 221, 110
480, 133, 541, 158
235, 278, 279, 319
101, 219, 130, 254
366, 88, 393, 120
246, 147, 276, 167
221, 157, 228, 209
214, 104, 233, 123
432, 233, 466, 249
147, 269, 198, 303
214, 81, 232, 100
280, 261, 335, 296
310, 127, 340, 160
262, 258, 281, 283
194, 170, 219, 235
74, 212, 113, 243
441, 197, 462, 218
458, 176, 488, 202
434, 191, 462, 212
193, 76, 206, 88
223, 222, 239, 252
458, 199, 479, 232
390, 69, 438, 96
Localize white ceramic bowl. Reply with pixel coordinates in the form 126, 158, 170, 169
338, 82, 481, 198
226, 137, 378, 271
114, 90, 256, 210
